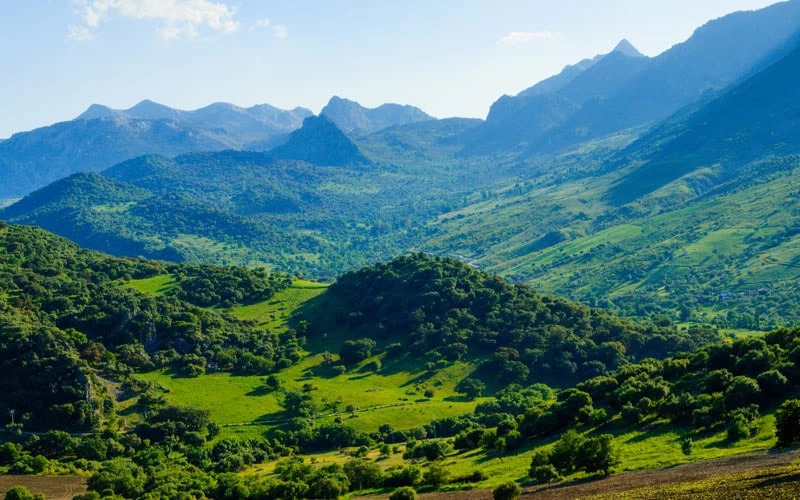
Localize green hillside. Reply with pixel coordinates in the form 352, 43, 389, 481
421, 43, 800, 330
0, 223, 763, 499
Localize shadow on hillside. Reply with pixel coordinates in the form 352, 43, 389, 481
443, 395, 473, 403
245, 386, 275, 397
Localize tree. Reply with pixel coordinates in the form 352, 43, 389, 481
549, 429, 585, 474
264, 374, 282, 390
87, 459, 145, 498
35, 430, 75, 457
456, 378, 486, 399
179, 354, 207, 377
344, 459, 384, 490
530, 464, 560, 484
389, 487, 418, 500
576, 434, 619, 475
339, 339, 376, 366
384, 466, 422, 487
680, 437, 693, 456
724, 376, 760, 410
281, 391, 318, 418
757, 369, 788, 396
775, 399, 800, 448
492, 481, 522, 500
309, 474, 348, 500
423, 463, 451, 486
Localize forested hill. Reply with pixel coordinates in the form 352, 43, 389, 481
0, 224, 718, 434
314, 254, 718, 385
0, 223, 297, 431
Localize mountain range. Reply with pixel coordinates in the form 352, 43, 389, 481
0, 97, 431, 199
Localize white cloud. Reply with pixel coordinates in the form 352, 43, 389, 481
70, 0, 241, 40
66, 24, 93, 41
497, 31, 558, 46
273, 24, 288, 39
254, 17, 271, 28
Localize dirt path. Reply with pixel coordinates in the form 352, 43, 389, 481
374, 449, 800, 499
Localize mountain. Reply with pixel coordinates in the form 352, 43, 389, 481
467, 1, 800, 156
463, 39, 649, 155
0, 100, 313, 199
269, 115, 369, 166
320, 96, 433, 133
78, 99, 313, 144
520, 39, 645, 99
423, 36, 800, 330
0, 222, 295, 431
608, 38, 800, 204
525, 0, 800, 154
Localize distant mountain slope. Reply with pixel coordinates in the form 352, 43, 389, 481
321, 96, 433, 133
467, 1, 800, 156
608, 39, 800, 203
0, 100, 312, 199
0, 139, 462, 277
0, 117, 229, 198
526, 0, 800, 154
463, 40, 649, 154
269, 115, 369, 166
422, 37, 800, 328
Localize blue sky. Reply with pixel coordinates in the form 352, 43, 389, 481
0, 0, 782, 138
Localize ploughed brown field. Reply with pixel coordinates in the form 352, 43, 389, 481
363, 449, 800, 499
0, 475, 87, 499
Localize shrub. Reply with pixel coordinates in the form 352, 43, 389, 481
423, 463, 451, 486
492, 481, 522, 500
4, 486, 33, 500
389, 486, 418, 500
530, 465, 560, 484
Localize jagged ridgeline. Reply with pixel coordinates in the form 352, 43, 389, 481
315, 254, 717, 384
0, 223, 297, 431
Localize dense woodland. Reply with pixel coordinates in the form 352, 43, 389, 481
323, 254, 717, 384
0, 223, 298, 430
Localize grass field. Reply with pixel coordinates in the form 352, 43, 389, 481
141, 352, 488, 438
123, 274, 176, 296
130, 273, 486, 436
230, 280, 327, 332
